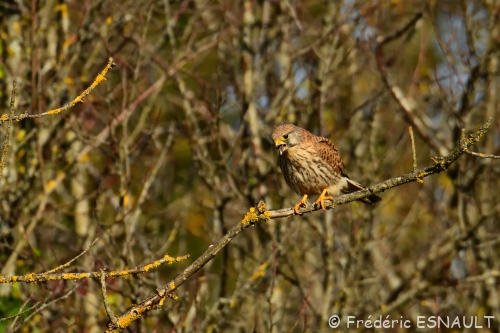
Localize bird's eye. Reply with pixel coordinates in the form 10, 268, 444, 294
283, 134, 289, 139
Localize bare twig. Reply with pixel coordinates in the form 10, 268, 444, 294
7, 300, 38, 332
0, 301, 39, 324
0, 58, 116, 125
464, 150, 500, 159
376, 12, 423, 46
100, 269, 118, 324
0, 80, 17, 182
13, 286, 79, 330
408, 126, 418, 172
268, 243, 278, 333
43, 238, 99, 274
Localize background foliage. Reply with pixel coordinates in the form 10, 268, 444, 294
1, 0, 500, 332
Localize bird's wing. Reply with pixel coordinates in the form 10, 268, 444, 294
314, 137, 349, 178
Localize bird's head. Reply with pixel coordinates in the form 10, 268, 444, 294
271, 124, 302, 155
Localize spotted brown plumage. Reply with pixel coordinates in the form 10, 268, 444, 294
272, 124, 381, 214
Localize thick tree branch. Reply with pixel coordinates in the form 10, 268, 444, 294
106, 118, 497, 332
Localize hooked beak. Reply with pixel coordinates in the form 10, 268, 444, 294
274, 139, 287, 155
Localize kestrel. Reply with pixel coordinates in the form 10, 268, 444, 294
272, 124, 381, 214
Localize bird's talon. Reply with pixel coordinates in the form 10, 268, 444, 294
315, 189, 333, 211
293, 195, 308, 214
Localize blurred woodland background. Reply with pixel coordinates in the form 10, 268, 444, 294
1, 0, 500, 332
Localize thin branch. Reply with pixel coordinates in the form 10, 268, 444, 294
461, 128, 500, 160
0, 80, 17, 182
408, 126, 418, 172
0, 254, 189, 284
376, 12, 423, 46
464, 150, 500, 159
407, 124, 422, 191
7, 298, 38, 331
462, 270, 500, 284
374, 36, 448, 155
0, 301, 39, 323
43, 238, 99, 274
100, 269, 118, 324
268, 243, 278, 333
106, 118, 497, 332
0, 58, 116, 125
13, 286, 79, 330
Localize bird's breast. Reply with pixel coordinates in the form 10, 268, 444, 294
279, 146, 341, 195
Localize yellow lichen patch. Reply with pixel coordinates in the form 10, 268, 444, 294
164, 254, 175, 263
169, 282, 175, 290
257, 200, 267, 213
94, 74, 107, 85
23, 273, 36, 282
47, 108, 63, 115
62, 273, 88, 281
176, 255, 189, 262
241, 207, 258, 225
117, 310, 141, 329
111, 270, 130, 277
251, 262, 268, 281
106, 16, 113, 25
1, 114, 9, 121
158, 295, 167, 306
256, 201, 272, 221
143, 264, 154, 272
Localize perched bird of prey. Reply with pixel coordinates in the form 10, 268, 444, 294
272, 124, 381, 214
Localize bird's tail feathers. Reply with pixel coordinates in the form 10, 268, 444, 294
345, 178, 382, 204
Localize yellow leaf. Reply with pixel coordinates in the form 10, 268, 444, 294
45, 180, 57, 192
185, 213, 207, 237
54, 4, 68, 18
16, 129, 26, 141
79, 153, 90, 162
13, 21, 20, 33
251, 262, 269, 281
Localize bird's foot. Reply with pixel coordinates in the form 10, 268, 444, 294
315, 189, 333, 211
293, 195, 308, 214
